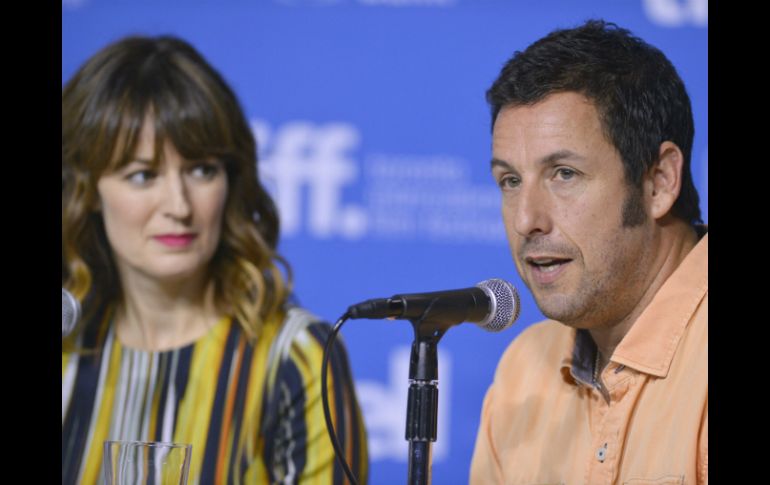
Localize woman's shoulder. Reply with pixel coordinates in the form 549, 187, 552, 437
267, 306, 330, 359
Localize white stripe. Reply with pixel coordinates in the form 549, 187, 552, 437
265, 308, 318, 402
123, 349, 149, 440
278, 381, 297, 485
120, 350, 138, 439
109, 341, 131, 440
75, 325, 115, 485
139, 351, 159, 440
124, 352, 150, 484
228, 342, 243, 396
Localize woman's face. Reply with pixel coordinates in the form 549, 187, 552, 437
97, 119, 228, 285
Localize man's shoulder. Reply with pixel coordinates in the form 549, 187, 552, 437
493, 319, 573, 379
510, 319, 573, 349
518, 318, 569, 337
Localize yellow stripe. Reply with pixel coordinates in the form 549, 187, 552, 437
242, 318, 280, 483
358, 409, 369, 482
291, 331, 336, 485
80, 334, 123, 484
215, 337, 246, 483
62, 353, 70, 376
173, 316, 231, 481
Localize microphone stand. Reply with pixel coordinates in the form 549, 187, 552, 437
405, 314, 447, 485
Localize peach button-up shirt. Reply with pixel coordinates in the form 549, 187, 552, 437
470, 233, 708, 485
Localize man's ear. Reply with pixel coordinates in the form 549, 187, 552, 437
645, 141, 684, 220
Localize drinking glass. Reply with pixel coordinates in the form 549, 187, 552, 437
103, 440, 192, 485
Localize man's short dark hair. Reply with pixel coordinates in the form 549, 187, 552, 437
487, 19, 702, 225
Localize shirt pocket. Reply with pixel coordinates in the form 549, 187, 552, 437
623, 476, 684, 485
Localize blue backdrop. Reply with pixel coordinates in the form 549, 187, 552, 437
62, 1, 707, 483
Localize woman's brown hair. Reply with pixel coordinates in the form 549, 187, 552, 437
62, 35, 291, 344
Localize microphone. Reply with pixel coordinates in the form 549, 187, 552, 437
62, 288, 81, 337
347, 278, 520, 332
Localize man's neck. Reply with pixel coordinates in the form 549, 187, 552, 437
590, 220, 699, 363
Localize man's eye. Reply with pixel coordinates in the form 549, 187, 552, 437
555, 168, 577, 180
498, 175, 521, 189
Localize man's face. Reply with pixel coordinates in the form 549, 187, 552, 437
491, 92, 655, 329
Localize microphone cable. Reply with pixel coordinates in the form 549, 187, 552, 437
321, 312, 360, 485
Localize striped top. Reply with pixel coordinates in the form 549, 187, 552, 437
62, 306, 368, 484
470, 233, 708, 484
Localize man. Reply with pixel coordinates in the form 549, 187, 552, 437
470, 20, 707, 484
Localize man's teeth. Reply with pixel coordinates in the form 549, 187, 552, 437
540, 263, 562, 273
532, 259, 566, 272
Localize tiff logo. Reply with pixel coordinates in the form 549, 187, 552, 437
643, 0, 708, 27
253, 120, 368, 239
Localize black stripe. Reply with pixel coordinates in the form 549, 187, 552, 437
226, 329, 254, 484
337, 333, 367, 483
308, 322, 368, 484
172, 344, 194, 439
330, 331, 349, 484
307, 323, 346, 485
199, 320, 240, 479
62, 317, 110, 483
262, 354, 308, 484
152, 351, 171, 441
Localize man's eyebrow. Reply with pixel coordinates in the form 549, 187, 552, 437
490, 158, 511, 170
540, 149, 584, 166
490, 150, 584, 170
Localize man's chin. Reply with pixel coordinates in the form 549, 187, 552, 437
535, 296, 587, 326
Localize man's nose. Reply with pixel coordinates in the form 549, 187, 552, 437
508, 181, 552, 238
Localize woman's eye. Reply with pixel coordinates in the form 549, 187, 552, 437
126, 170, 156, 185
190, 163, 221, 179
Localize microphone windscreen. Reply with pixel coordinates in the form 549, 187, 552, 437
476, 278, 520, 332
62, 288, 80, 337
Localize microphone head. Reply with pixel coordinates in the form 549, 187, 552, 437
476, 278, 520, 332
62, 288, 81, 337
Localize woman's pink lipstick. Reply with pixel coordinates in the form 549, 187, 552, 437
154, 234, 197, 247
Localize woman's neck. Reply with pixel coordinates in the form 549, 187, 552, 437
114, 272, 222, 352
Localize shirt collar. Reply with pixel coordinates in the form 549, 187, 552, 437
561, 231, 708, 382
612, 232, 708, 377
565, 329, 598, 387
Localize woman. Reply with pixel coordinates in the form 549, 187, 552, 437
62, 35, 368, 484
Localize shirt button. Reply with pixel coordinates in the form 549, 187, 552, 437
596, 443, 607, 463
